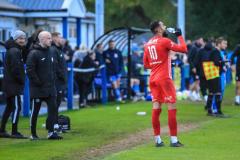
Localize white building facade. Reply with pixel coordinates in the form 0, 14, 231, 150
0, 0, 95, 48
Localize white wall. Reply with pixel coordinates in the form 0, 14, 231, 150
0, 17, 17, 41
88, 24, 95, 48
47, 19, 95, 49
81, 23, 87, 48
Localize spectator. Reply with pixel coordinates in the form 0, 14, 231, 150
74, 51, 99, 108
194, 39, 213, 104
25, 29, 43, 63
51, 32, 67, 132
0, 30, 26, 138
188, 37, 205, 101
72, 44, 88, 68
63, 40, 74, 63
95, 43, 104, 65
103, 40, 124, 102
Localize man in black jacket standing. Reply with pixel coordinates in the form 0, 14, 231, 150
75, 51, 99, 108
193, 40, 213, 106
26, 31, 62, 140
0, 30, 26, 138
188, 38, 204, 101
51, 32, 67, 131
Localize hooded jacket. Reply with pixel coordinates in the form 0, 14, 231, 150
52, 42, 67, 91
26, 43, 56, 98
3, 38, 25, 97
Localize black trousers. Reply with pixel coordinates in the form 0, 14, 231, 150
0, 95, 22, 134
200, 77, 208, 96
207, 77, 221, 94
56, 90, 63, 112
77, 80, 92, 107
206, 77, 222, 113
30, 96, 57, 135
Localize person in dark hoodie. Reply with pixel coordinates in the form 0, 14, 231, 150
26, 31, 62, 140
193, 40, 213, 104
24, 29, 43, 63
0, 30, 26, 138
51, 32, 67, 131
188, 38, 204, 101
74, 51, 99, 108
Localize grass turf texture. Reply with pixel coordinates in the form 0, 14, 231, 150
0, 84, 239, 160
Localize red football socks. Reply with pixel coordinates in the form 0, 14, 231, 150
152, 108, 162, 136
168, 109, 177, 136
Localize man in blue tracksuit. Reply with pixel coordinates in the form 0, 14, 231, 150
103, 40, 123, 102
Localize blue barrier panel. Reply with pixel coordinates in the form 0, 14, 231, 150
172, 67, 175, 80
144, 74, 148, 97
67, 63, 73, 110
62, 17, 68, 39
226, 68, 232, 84
180, 65, 186, 91
100, 67, 107, 104
1, 52, 5, 62
23, 75, 30, 117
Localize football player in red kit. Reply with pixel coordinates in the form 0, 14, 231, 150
143, 21, 187, 147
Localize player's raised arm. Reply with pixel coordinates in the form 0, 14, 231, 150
166, 29, 188, 53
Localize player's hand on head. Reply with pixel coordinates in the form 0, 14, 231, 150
174, 28, 182, 37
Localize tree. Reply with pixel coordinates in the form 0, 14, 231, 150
186, 0, 240, 47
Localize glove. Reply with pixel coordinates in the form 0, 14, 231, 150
163, 31, 168, 37
174, 28, 182, 37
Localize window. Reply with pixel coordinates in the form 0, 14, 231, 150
69, 26, 76, 38
50, 26, 56, 33
0, 28, 11, 41
2, 29, 6, 41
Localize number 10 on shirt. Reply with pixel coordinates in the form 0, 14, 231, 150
148, 45, 158, 60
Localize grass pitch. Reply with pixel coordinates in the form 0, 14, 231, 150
0, 84, 239, 160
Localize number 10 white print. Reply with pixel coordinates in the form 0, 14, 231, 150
148, 45, 158, 60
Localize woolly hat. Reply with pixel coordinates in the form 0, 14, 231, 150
12, 30, 26, 40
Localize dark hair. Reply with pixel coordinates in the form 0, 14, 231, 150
31, 28, 44, 43
215, 37, 225, 46
150, 21, 161, 34
108, 39, 114, 43
96, 43, 102, 48
74, 46, 79, 50
51, 32, 60, 37
88, 50, 95, 56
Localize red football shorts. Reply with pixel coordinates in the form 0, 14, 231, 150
149, 78, 176, 103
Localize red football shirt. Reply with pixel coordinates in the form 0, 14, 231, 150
143, 35, 187, 82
